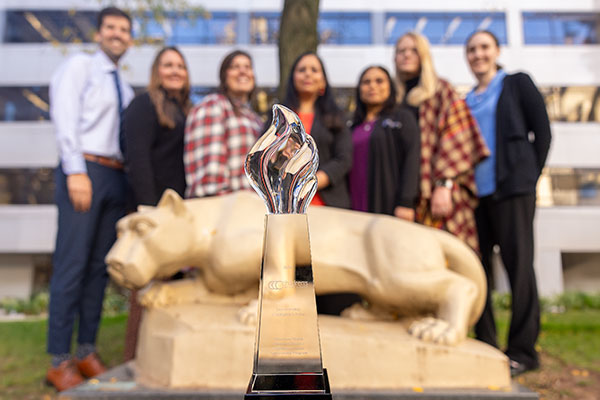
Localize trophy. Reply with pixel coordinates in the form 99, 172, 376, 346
243, 105, 332, 399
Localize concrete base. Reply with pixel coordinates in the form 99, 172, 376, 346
132, 303, 510, 390
60, 363, 538, 400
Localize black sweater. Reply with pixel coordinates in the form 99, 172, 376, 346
494, 73, 552, 199
122, 92, 186, 206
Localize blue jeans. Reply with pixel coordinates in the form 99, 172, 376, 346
47, 161, 127, 355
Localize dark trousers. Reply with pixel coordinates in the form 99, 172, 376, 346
47, 161, 127, 355
474, 193, 540, 369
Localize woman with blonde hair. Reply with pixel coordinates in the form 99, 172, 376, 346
121, 46, 192, 360
123, 46, 191, 206
395, 32, 489, 252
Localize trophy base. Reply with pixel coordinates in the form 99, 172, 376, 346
245, 369, 332, 399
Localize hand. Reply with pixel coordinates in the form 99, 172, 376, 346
316, 170, 330, 190
67, 173, 92, 212
431, 186, 452, 218
394, 206, 415, 221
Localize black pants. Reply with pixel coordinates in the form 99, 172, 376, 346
474, 193, 540, 369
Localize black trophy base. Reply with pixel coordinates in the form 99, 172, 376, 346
245, 369, 332, 399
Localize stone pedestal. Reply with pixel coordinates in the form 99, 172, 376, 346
134, 303, 510, 390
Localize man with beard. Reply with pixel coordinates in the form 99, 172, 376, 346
46, 7, 134, 391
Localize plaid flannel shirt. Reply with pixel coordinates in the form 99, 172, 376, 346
415, 79, 490, 252
184, 93, 262, 198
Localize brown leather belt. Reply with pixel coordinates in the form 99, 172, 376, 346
83, 153, 124, 170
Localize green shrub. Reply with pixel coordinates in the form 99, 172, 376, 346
493, 291, 600, 313
1, 286, 128, 316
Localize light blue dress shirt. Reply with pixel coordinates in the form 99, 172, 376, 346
50, 50, 134, 175
466, 69, 506, 197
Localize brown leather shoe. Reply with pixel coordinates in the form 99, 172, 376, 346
76, 352, 107, 378
46, 360, 84, 392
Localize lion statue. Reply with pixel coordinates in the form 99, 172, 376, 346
106, 189, 486, 346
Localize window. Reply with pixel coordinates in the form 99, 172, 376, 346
385, 12, 507, 45
0, 87, 49, 121
133, 12, 236, 45
0, 168, 55, 205
541, 86, 600, 122
539, 168, 600, 207
523, 12, 600, 45
318, 12, 371, 44
250, 12, 280, 44
3, 10, 236, 45
250, 12, 372, 45
4, 10, 97, 43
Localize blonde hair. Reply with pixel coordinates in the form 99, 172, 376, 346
395, 32, 438, 107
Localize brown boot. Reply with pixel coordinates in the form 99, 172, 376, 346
46, 360, 84, 392
76, 352, 107, 378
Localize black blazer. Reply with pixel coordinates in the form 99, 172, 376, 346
494, 73, 551, 200
367, 107, 420, 214
309, 114, 352, 208
122, 92, 187, 206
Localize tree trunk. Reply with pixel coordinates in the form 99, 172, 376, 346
277, 0, 320, 101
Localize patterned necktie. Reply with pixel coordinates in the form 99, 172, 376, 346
111, 70, 125, 156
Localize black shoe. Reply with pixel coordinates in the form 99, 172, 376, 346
509, 359, 536, 377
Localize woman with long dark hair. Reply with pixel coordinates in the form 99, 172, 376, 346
280, 52, 355, 315
464, 30, 551, 376
123, 46, 191, 206
349, 65, 420, 219
281, 51, 352, 208
184, 50, 262, 198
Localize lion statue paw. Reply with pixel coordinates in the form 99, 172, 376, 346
238, 299, 258, 326
408, 317, 461, 346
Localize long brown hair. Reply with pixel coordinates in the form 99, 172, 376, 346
148, 46, 192, 129
395, 32, 438, 107
218, 49, 255, 115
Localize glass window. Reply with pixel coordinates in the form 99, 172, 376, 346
541, 86, 600, 122
133, 12, 236, 45
539, 168, 600, 207
0, 168, 55, 205
4, 10, 97, 43
250, 12, 280, 44
385, 12, 507, 45
318, 12, 371, 44
3, 10, 236, 45
250, 12, 371, 45
0, 87, 50, 121
523, 13, 600, 45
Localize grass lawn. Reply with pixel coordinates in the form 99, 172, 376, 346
496, 310, 600, 372
0, 315, 126, 399
0, 310, 599, 399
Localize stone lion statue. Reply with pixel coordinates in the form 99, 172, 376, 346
106, 189, 486, 347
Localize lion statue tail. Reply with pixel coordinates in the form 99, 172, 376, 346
431, 228, 487, 326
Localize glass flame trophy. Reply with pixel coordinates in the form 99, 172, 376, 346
244, 104, 332, 399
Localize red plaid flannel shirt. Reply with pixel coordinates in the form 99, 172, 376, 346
184, 93, 262, 198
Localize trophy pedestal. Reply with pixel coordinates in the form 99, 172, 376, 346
245, 369, 332, 399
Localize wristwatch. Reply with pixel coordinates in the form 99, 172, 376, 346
435, 178, 454, 190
